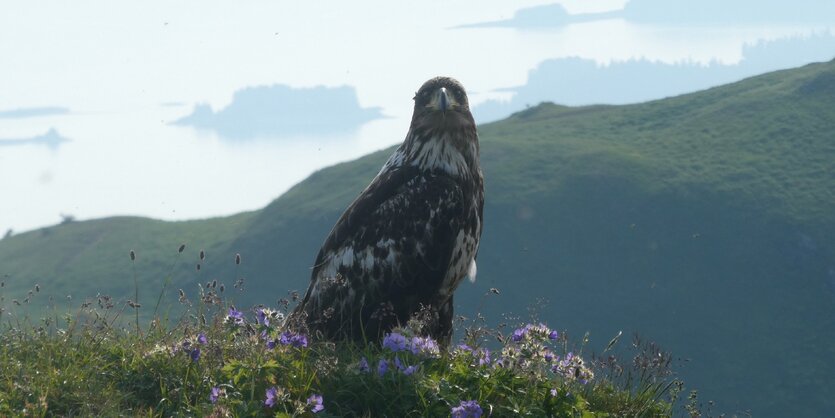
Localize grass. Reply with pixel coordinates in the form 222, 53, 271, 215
0, 264, 694, 417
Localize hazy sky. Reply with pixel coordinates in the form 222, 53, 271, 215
0, 0, 832, 234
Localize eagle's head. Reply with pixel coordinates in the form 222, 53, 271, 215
410, 76, 475, 132
394, 76, 480, 178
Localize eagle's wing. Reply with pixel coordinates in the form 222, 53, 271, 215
295, 165, 477, 340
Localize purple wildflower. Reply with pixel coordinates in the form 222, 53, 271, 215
550, 388, 558, 397
478, 349, 491, 366
265, 386, 279, 408
549, 330, 559, 340
307, 394, 324, 413
410, 336, 440, 357
451, 405, 464, 417
279, 331, 308, 348
358, 356, 370, 373
226, 307, 245, 326
451, 400, 483, 418
382, 332, 409, 352
209, 386, 223, 404
190, 347, 201, 362
511, 327, 526, 342
378, 359, 388, 376
197, 333, 208, 345
392, 356, 419, 375
553, 352, 594, 384
293, 333, 309, 348
256, 308, 269, 326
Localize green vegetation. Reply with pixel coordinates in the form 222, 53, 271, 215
0, 284, 686, 417
2, 60, 835, 416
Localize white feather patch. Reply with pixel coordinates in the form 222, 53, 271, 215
467, 259, 477, 283
339, 246, 355, 267
411, 136, 469, 176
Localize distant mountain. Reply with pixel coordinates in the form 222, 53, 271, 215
621, 0, 835, 25
173, 84, 384, 140
458, 0, 835, 28
3, 61, 835, 416
473, 34, 835, 122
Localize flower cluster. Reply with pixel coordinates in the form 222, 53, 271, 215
382, 332, 440, 358
409, 336, 440, 358
511, 323, 558, 343
278, 331, 308, 348
263, 387, 324, 414
451, 400, 483, 418
180, 333, 208, 362
264, 386, 289, 408
455, 344, 492, 367
489, 322, 595, 387
373, 357, 418, 377
394, 356, 418, 376
382, 332, 409, 352
373, 332, 439, 377
256, 307, 283, 327
552, 352, 594, 384
226, 305, 306, 350
497, 323, 559, 371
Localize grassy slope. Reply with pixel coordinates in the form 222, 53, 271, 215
0, 213, 256, 309
2, 60, 835, 416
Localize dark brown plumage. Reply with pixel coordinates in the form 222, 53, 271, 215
288, 76, 484, 345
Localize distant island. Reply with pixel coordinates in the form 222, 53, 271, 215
173, 84, 384, 140
0, 106, 69, 119
0, 128, 71, 149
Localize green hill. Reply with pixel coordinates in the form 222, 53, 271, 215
3, 60, 835, 416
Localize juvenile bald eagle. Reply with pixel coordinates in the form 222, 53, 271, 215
289, 76, 483, 345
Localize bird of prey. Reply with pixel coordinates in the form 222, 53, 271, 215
288, 76, 484, 345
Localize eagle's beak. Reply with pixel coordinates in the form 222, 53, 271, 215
439, 87, 450, 113
427, 87, 456, 113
